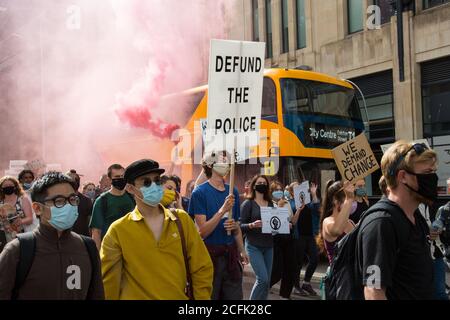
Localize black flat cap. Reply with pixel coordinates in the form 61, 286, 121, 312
124, 159, 165, 183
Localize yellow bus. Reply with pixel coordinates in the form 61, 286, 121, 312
171, 67, 365, 193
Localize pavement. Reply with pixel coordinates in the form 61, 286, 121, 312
242, 263, 327, 300
243, 261, 450, 300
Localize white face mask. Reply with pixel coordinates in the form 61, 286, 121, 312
212, 163, 230, 177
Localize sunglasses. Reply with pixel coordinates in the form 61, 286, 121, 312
141, 177, 162, 187
388, 143, 429, 176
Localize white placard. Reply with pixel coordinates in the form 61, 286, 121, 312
261, 207, 290, 235
206, 39, 265, 160
294, 181, 311, 209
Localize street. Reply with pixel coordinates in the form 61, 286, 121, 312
242, 263, 326, 300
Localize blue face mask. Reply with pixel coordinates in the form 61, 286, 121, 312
355, 188, 367, 197
284, 190, 291, 199
49, 204, 79, 231
140, 183, 164, 207
85, 190, 96, 200
272, 191, 284, 201
23, 183, 32, 190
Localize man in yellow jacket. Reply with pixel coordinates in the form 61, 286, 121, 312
100, 159, 213, 300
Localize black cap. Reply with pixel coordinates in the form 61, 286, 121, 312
124, 159, 165, 183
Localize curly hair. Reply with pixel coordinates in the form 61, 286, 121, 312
0, 176, 25, 200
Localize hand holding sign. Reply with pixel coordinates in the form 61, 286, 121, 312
331, 134, 380, 183
224, 219, 239, 233
261, 207, 290, 235
219, 194, 235, 219
294, 181, 311, 209
343, 181, 355, 201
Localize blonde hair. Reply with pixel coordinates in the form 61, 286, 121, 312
378, 176, 388, 196
381, 140, 437, 189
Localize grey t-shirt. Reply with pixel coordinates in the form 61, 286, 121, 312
240, 200, 273, 248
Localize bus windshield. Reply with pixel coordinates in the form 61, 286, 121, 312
280, 78, 361, 120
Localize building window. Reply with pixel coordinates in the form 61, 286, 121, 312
281, 0, 289, 53
350, 71, 395, 144
266, 0, 273, 58
252, 0, 259, 42
373, 0, 394, 25
423, 0, 450, 9
296, 0, 306, 49
421, 58, 450, 138
348, 0, 364, 34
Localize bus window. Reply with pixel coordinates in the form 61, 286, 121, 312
261, 77, 278, 122
281, 78, 311, 114
280, 79, 361, 120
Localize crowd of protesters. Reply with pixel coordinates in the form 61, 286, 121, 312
0, 140, 449, 300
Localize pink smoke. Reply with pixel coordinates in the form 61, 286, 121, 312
112, 0, 234, 140
115, 107, 179, 139
114, 59, 179, 138
0, 0, 238, 182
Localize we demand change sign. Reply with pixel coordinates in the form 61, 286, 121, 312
332, 133, 380, 183
205, 40, 266, 160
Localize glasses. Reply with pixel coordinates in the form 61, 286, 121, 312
42, 194, 80, 208
388, 143, 429, 176
141, 177, 162, 187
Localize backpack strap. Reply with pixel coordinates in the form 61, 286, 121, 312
170, 209, 194, 300
359, 199, 412, 250
80, 235, 99, 299
12, 232, 36, 300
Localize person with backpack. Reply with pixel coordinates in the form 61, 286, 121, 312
0, 172, 104, 300
101, 159, 213, 300
355, 141, 438, 300
89, 164, 135, 250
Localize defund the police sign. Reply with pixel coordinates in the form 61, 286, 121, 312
206, 40, 266, 159
332, 133, 380, 183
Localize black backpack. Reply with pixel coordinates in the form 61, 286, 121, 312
323, 199, 415, 300
12, 232, 99, 300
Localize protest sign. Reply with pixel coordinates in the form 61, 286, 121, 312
205, 39, 265, 160
206, 39, 265, 233
331, 133, 379, 183
294, 181, 311, 209
261, 207, 290, 235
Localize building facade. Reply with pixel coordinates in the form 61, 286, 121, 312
231, 0, 450, 196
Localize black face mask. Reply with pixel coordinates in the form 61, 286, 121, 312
111, 178, 127, 191
2, 186, 16, 195
404, 171, 438, 203
254, 184, 268, 194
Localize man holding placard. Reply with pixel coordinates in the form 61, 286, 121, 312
188, 151, 248, 300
